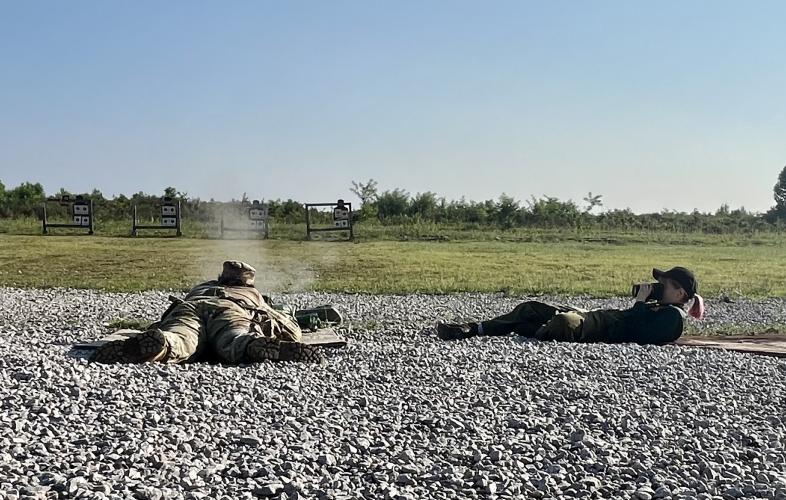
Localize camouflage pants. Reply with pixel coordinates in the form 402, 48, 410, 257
480, 301, 596, 342
147, 298, 302, 364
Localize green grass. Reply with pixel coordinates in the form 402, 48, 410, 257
5, 216, 786, 245
1, 233, 785, 297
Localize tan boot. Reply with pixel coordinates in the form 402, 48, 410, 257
245, 337, 325, 364
89, 329, 169, 364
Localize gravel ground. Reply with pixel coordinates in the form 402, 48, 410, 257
1, 287, 785, 500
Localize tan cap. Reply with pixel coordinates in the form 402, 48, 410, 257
218, 260, 256, 286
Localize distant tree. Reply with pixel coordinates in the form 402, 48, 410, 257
582, 192, 604, 213
465, 200, 488, 224
8, 182, 45, 202
376, 189, 409, 221
350, 179, 379, 220
350, 179, 379, 206
278, 199, 305, 223
715, 203, 730, 216
764, 166, 786, 222
774, 166, 786, 212
409, 192, 439, 219
495, 194, 520, 229
6, 181, 46, 217
525, 196, 582, 227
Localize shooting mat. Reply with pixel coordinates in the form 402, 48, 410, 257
674, 335, 786, 358
73, 328, 347, 352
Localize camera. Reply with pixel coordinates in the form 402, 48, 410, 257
631, 282, 664, 302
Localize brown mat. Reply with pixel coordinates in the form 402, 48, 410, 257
73, 328, 347, 350
674, 335, 786, 358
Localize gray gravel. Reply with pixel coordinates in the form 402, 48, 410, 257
1, 287, 785, 500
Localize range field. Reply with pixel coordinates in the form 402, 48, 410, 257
1, 233, 785, 297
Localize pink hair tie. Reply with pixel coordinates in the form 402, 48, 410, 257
688, 294, 705, 320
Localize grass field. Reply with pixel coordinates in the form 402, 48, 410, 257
4, 216, 786, 245
1, 233, 785, 297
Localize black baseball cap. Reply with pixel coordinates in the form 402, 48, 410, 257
653, 267, 698, 298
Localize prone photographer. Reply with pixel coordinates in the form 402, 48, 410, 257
436, 267, 705, 345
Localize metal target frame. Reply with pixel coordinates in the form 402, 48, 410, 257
42, 195, 95, 235
131, 197, 183, 237
305, 200, 354, 241
220, 200, 270, 239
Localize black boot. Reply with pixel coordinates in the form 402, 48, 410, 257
436, 322, 478, 340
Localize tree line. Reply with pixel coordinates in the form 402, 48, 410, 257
2, 165, 785, 233
0, 183, 308, 224
348, 167, 786, 233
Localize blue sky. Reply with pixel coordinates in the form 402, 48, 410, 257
1, 1, 784, 213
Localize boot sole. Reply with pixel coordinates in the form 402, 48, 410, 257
436, 322, 473, 340
246, 338, 325, 363
89, 329, 168, 364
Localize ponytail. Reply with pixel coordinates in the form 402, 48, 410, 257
688, 294, 705, 320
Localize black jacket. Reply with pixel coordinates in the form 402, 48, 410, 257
598, 302, 686, 344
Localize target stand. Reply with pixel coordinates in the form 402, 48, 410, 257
132, 197, 182, 237
220, 200, 270, 239
42, 195, 94, 235
305, 199, 353, 241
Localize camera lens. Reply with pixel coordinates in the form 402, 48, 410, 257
632, 283, 665, 301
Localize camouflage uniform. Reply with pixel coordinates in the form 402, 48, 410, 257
90, 261, 322, 364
